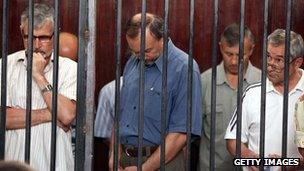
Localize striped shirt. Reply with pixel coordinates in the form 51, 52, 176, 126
94, 77, 123, 138
3, 50, 77, 171
225, 69, 304, 171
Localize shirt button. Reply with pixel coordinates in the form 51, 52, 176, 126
133, 106, 136, 110
126, 125, 129, 127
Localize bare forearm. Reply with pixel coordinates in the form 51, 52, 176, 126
109, 129, 122, 170
33, 74, 76, 126
226, 139, 258, 158
142, 133, 186, 171
6, 107, 51, 130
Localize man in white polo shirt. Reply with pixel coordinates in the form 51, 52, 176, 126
225, 29, 304, 170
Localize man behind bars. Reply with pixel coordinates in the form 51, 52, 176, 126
225, 29, 304, 170
198, 23, 261, 170
3, 3, 77, 170
108, 13, 202, 170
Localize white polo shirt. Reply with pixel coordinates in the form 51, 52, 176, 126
225, 69, 304, 160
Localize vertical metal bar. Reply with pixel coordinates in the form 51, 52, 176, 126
236, 0, 245, 170
259, 0, 269, 171
210, 0, 219, 170
0, 0, 9, 160
282, 0, 292, 170
113, 0, 122, 170
137, 1, 146, 170
25, 0, 34, 163
160, 0, 169, 170
84, 0, 96, 169
186, 0, 194, 170
75, 0, 90, 170
50, 0, 60, 170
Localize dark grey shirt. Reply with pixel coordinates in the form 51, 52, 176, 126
198, 61, 261, 171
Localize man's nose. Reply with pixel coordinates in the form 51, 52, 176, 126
33, 38, 41, 49
231, 55, 238, 65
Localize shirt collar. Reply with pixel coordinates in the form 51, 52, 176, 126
216, 61, 256, 85
266, 69, 304, 93
153, 39, 174, 73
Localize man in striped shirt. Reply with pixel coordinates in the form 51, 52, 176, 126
225, 29, 304, 170
3, 3, 77, 171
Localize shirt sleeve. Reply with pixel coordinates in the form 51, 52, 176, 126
94, 83, 115, 138
224, 93, 250, 143
58, 60, 77, 101
167, 64, 202, 136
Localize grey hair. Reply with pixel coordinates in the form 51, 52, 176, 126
220, 22, 255, 47
20, 3, 54, 30
268, 29, 304, 60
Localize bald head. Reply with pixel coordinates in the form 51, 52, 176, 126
59, 32, 78, 61
125, 13, 164, 40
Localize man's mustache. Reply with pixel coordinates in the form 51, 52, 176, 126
25, 50, 47, 59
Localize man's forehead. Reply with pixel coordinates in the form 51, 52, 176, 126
267, 44, 285, 56
21, 21, 54, 34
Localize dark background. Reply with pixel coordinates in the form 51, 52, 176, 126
1, 0, 304, 170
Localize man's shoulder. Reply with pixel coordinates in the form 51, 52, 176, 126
247, 63, 262, 80
201, 68, 213, 78
243, 82, 262, 99
58, 56, 77, 69
168, 46, 201, 73
8, 50, 25, 60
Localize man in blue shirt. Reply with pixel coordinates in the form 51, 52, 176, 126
109, 13, 202, 171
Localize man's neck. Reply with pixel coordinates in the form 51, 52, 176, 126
225, 64, 249, 90
273, 69, 302, 94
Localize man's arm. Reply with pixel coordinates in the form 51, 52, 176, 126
108, 128, 123, 171
141, 132, 186, 171
6, 107, 51, 130
226, 139, 258, 158
32, 53, 76, 126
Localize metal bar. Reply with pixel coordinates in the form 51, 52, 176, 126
236, 0, 245, 170
25, 0, 34, 163
0, 0, 9, 160
113, 0, 122, 170
282, 0, 292, 170
186, 0, 195, 170
259, 0, 269, 171
75, 0, 89, 170
160, 0, 169, 170
50, 0, 60, 170
137, 1, 147, 170
209, 0, 219, 170
84, 0, 96, 169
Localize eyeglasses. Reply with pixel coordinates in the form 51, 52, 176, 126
267, 53, 298, 68
22, 32, 54, 43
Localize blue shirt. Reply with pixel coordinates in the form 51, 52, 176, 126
120, 40, 202, 146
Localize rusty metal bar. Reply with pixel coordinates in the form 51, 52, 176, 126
160, 0, 169, 170
50, 0, 60, 170
259, 0, 269, 171
137, 1, 147, 170
236, 0, 245, 170
209, 0, 219, 170
0, 0, 9, 160
186, 0, 195, 170
25, 0, 34, 163
113, 0, 122, 170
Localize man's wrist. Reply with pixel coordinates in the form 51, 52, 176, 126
41, 84, 53, 93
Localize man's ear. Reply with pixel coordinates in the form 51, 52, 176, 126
295, 57, 303, 68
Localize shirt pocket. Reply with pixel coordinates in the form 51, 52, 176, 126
203, 104, 224, 138
145, 88, 161, 122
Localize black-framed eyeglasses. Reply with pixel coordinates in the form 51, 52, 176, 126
22, 32, 54, 43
